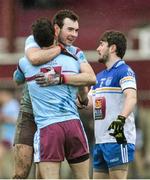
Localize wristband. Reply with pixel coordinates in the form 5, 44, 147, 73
60, 74, 68, 84
117, 115, 126, 124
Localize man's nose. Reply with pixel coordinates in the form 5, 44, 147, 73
71, 30, 78, 37
96, 46, 100, 52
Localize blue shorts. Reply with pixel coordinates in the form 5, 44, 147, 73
93, 143, 135, 171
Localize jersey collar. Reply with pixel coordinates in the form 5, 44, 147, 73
106, 59, 125, 71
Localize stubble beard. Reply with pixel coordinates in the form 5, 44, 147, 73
98, 54, 109, 64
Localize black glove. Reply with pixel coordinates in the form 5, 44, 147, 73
109, 130, 127, 144
108, 115, 125, 133
58, 44, 78, 61
108, 115, 127, 144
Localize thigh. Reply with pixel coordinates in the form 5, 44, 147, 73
38, 162, 61, 179
109, 164, 128, 179
93, 171, 109, 179
14, 111, 36, 146
69, 159, 90, 179
35, 163, 42, 179
65, 119, 89, 161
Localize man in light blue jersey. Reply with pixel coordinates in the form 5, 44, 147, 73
88, 31, 137, 179
14, 17, 95, 179
13, 10, 96, 179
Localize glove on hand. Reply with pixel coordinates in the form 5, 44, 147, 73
108, 115, 127, 144
35, 67, 64, 86
108, 115, 125, 133
110, 130, 127, 144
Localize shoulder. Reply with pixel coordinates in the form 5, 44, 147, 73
19, 56, 28, 64
25, 35, 39, 51
19, 56, 30, 69
68, 45, 82, 54
25, 35, 34, 43
68, 45, 87, 63
96, 70, 105, 78
117, 62, 135, 78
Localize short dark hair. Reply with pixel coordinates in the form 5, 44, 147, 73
52, 9, 79, 28
100, 31, 127, 58
32, 18, 55, 47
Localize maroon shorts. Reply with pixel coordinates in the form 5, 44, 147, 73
36, 119, 89, 162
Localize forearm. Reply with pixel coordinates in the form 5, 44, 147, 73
64, 73, 96, 86
26, 46, 61, 65
78, 86, 89, 101
120, 94, 137, 118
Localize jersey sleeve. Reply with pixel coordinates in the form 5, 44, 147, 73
67, 46, 88, 64
13, 57, 26, 84
119, 66, 137, 91
13, 68, 25, 84
25, 35, 40, 52
76, 50, 88, 64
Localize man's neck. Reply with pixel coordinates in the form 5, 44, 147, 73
106, 56, 121, 70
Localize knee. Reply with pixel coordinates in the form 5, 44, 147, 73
12, 166, 31, 179
12, 173, 28, 179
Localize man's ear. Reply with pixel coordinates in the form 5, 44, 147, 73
54, 24, 60, 37
110, 44, 117, 53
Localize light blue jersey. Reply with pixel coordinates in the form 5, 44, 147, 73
15, 54, 82, 129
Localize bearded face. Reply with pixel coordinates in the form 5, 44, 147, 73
97, 41, 110, 64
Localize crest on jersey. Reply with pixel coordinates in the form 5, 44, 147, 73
105, 77, 112, 86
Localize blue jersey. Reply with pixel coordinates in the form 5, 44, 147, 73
89, 60, 137, 144
25, 35, 87, 64
15, 54, 82, 129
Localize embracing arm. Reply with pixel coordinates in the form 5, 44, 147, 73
26, 46, 61, 65
78, 86, 89, 102
35, 62, 96, 87
64, 62, 96, 86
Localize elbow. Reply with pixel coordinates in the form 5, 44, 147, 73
90, 75, 97, 85
131, 95, 137, 109
133, 92, 137, 105
134, 97, 137, 106
93, 76, 97, 85
84, 74, 96, 86
27, 54, 39, 65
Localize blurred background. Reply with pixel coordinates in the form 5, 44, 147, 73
0, 0, 150, 178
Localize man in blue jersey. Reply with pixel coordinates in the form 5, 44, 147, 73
88, 31, 137, 179
14, 17, 95, 179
